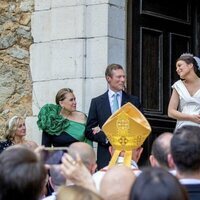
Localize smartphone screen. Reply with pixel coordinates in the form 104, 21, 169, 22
41, 147, 68, 165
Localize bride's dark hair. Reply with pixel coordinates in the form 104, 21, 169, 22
177, 53, 200, 77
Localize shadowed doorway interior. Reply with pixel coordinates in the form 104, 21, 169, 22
127, 0, 200, 165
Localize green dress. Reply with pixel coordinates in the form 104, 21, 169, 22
37, 104, 92, 147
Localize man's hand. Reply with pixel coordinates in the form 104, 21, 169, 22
61, 153, 97, 192
92, 126, 101, 135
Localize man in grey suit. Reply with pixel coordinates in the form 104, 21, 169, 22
85, 64, 142, 169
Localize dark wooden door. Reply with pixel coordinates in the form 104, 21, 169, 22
127, 0, 200, 165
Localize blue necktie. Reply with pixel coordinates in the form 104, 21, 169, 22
112, 93, 119, 113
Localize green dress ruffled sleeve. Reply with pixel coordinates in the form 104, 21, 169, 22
37, 104, 92, 146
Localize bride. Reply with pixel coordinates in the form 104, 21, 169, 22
168, 53, 200, 129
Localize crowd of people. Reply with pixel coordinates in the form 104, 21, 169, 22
0, 53, 200, 200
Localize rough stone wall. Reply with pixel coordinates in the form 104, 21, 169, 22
0, 0, 34, 138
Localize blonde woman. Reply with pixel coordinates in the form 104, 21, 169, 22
0, 116, 38, 153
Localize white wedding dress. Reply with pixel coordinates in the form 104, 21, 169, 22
172, 80, 200, 129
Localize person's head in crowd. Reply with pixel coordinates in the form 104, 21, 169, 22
169, 125, 200, 178
57, 185, 103, 200
129, 167, 188, 200
127, 146, 143, 164
5, 115, 38, 149
149, 132, 173, 169
105, 63, 126, 92
0, 146, 47, 200
49, 165, 66, 191
109, 145, 143, 164
176, 53, 200, 77
6, 116, 26, 141
68, 142, 97, 174
100, 165, 136, 200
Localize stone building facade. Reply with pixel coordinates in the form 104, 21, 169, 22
0, 0, 127, 144
0, 0, 33, 138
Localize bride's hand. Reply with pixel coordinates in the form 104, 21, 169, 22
190, 114, 200, 124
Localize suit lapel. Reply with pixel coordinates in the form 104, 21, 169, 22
100, 91, 112, 118
121, 91, 129, 106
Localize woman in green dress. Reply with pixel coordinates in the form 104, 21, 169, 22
37, 88, 92, 147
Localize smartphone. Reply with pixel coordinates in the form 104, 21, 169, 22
41, 147, 68, 165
